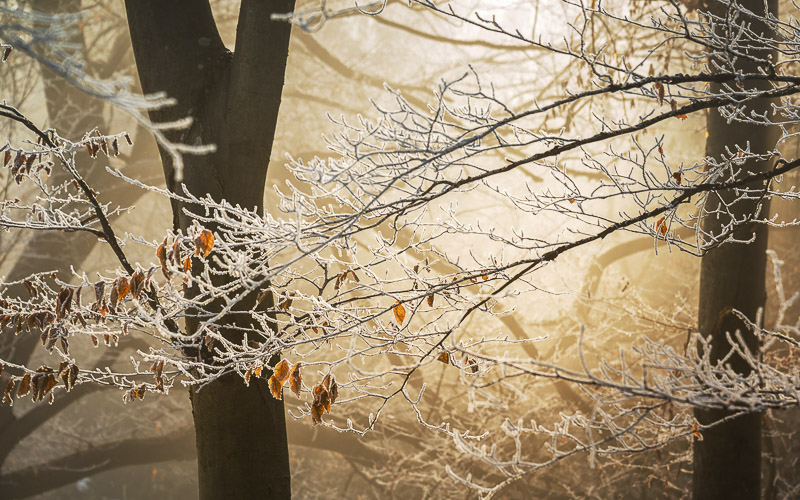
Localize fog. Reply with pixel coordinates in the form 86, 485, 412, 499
1, 0, 799, 498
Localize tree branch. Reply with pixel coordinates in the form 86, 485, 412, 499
0, 426, 195, 499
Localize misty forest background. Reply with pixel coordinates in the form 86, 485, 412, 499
0, 0, 799, 499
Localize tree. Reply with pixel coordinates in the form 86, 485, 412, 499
0, 2, 448, 497
124, 1, 296, 498
694, 0, 778, 497
1, 0, 800, 498
0, 0, 296, 498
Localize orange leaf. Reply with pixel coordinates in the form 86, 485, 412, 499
273, 359, 290, 385
437, 352, 450, 364
427, 294, 434, 307
656, 217, 667, 236
312, 382, 326, 403
692, 422, 702, 440
312, 382, 332, 413
152, 360, 164, 379
393, 302, 406, 325
289, 362, 302, 397
130, 270, 145, 300
194, 229, 214, 258
319, 388, 331, 413
157, 238, 170, 279
256, 289, 270, 306
676, 114, 687, 120
182, 257, 192, 275
116, 277, 130, 301
278, 292, 294, 312
17, 374, 31, 397
311, 402, 324, 425
320, 374, 337, 406
328, 377, 338, 405
268, 375, 283, 400
2, 379, 14, 405
170, 238, 181, 267
654, 82, 665, 106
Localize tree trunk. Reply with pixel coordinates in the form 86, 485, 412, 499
124, 1, 295, 498
693, 1, 778, 498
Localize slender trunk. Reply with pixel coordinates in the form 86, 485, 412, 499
124, 2, 295, 497
693, 1, 778, 497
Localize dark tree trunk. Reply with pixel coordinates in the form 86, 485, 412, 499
693, 0, 778, 498
124, 1, 295, 498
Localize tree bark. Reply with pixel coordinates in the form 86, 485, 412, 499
124, 1, 295, 498
693, 1, 778, 498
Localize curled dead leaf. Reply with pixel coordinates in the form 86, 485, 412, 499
116, 277, 130, 301
311, 402, 324, 425
393, 302, 406, 325
654, 81, 665, 106
313, 383, 331, 413
656, 216, 667, 236
3, 379, 15, 405
157, 238, 170, 279
130, 270, 145, 301
289, 362, 302, 398
17, 373, 30, 397
273, 359, 290, 385
268, 374, 283, 400
194, 229, 214, 259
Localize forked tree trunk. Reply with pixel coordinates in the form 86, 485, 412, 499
693, 0, 778, 497
124, 1, 295, 498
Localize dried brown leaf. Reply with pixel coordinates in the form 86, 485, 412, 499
3, 379, 15, 405
194, 229, 214, 259
311, 402, 323, 425
116, 277, 130, 301
268, 374, 283, 400
273, 359, 290, 385
393, 302, 406, 325
157, 237, 170, 279
289, 362, 302, 398
17, 373, 30, 397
